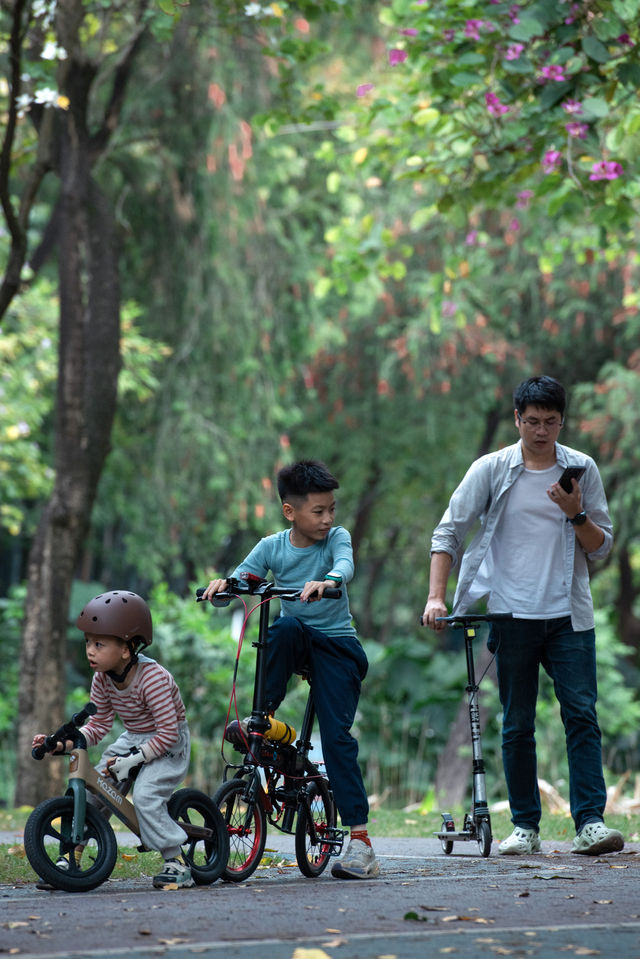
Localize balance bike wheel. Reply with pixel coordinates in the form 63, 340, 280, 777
168, 788, 230, 885
24, 796, 117, 892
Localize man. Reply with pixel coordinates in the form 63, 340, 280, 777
422, 376, 623, 856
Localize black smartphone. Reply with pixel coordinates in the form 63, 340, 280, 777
559, 466, 586, 493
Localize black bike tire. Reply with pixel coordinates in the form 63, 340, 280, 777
212, 777, 267, 882
294, 778, 336, 878
24, 796, 117, 892
477, 819, 492, 857
168, 788, 229, 885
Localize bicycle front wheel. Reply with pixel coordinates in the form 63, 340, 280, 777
168, 788, 229, 885
295, 778, 336, 878
213, 777, 267, 882
24, 796, 117, 892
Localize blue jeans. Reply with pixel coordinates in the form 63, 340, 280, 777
488, 616, 607, 834
265, 616, 370, 826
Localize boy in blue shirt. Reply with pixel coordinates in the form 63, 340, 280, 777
202, 459, 379, 879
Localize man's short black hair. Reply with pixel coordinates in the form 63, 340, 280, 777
513, 376, 566, 418
277, 459, 339, 503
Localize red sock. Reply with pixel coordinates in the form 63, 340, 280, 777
350, 829, 371, 847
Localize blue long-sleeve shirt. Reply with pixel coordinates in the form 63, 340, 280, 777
431, 440, 613, 631
232, 525, 357, 638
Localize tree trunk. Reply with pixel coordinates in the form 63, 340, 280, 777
15, 68, 121, 803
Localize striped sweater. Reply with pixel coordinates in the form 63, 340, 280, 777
79, 657, 187, 759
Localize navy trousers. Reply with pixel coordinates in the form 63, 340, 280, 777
265, 615, 370, 826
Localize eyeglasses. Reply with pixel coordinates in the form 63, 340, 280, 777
517, 414, 563, 430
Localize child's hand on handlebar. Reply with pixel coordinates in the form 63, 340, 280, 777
201, 579, 229, 602
32, 733, 69, 754
300, 580, 332, 603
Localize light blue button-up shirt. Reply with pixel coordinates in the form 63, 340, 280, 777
431, 441, 613, 631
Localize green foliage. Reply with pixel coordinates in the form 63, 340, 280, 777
344, 1, 640, 231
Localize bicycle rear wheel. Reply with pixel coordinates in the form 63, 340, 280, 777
168, 788, 229, 885
24, 796, 117, 892
295, 778, 336, 878
213, 777, 267, 882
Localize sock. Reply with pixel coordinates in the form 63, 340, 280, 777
350, 829, 371, 847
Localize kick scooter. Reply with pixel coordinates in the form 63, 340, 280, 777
25, 703, 229, 891
432, 612, 512, 857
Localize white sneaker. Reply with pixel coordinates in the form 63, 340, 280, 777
152, 858, 195, 889
498, 827, 541, 855
331, 839, 380, 879
572, 821, 624, 855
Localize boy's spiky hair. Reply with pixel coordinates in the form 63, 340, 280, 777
277, 459, 339, 503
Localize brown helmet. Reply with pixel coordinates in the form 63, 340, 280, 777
76, 591, 152, 653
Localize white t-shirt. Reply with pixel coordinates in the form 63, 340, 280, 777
475, 465, 572, 619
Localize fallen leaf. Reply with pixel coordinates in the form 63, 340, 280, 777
517, 891, 530, 898
138, 928, 152, 936
573, 949, 600, 956
592, 900, 612, 905
121, 853, 137, 861
7, 846, 26, 857
292, 950, 333, 959
4, 922, 30, 929
325, 928, 341, 933
158, 938, 190, 945
160, 883, 179, 891
322, 939, 346, 948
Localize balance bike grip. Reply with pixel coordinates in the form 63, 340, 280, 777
32, 744, 47, 760
323, 588, 341, 599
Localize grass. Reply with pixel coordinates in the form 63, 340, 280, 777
2, 805, 637, 885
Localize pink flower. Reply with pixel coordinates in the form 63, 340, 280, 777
540, 64, 566, 82
516, 190, 533, 209
356, 83, 375, 97
443, 28, 455, 41
509, 5, 521, 24
464, 19, 483, 40
562, 99, 583, 115
485, 91, 510, 117
542, 150, 562, 174
389, 48, 408, 66
400, 28, 418, 37
442, 301, 457, 317
465, 230, 478, 246
589, 161, 623, 181
506, 43, 525, 60
616, 33, 634, 46
565, 122, 588, 138
508, 217, 520, 232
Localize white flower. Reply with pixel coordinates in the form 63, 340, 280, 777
244, 3, 264, 15
34, 87, 59, 106
41, 41, 67, 61
15, 93, 32, 117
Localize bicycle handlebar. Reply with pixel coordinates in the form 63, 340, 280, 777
32, 702, 97, 760
436, 613, 514, 625
196, 575, 342, 606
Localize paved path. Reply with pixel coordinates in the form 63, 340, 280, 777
2, 833, 639, 959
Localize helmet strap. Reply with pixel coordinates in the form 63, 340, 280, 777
107, 646, 139, 684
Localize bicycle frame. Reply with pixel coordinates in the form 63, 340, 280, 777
65, 748, 140, 843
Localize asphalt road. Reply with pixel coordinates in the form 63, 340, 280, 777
2, 834, 640, 959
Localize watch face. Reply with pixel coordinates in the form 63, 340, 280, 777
572, 511, 587, 525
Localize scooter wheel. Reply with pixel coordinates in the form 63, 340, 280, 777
477, 819, 492, 857
441, 839, 454, 855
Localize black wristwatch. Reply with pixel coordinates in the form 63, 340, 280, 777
568, 511, 588, 526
